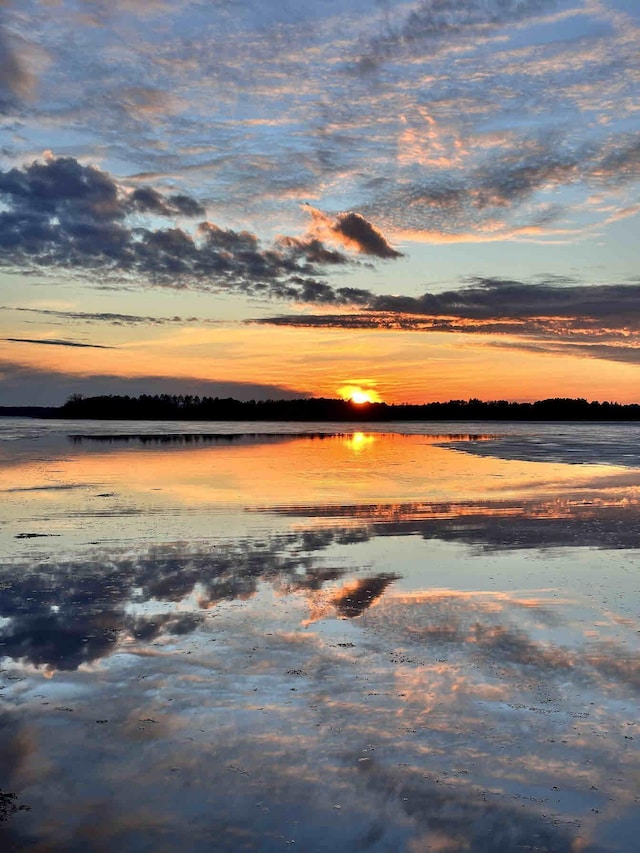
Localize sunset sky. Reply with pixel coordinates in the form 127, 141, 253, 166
1, 0, 639, 405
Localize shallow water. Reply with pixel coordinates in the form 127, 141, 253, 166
1, 420, 639, 851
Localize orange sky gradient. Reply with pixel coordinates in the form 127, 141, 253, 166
2, 321, 639, 406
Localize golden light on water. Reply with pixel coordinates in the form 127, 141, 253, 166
345, 432, 376, 453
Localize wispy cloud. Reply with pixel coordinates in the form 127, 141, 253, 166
3, 306, 224, 327
359, 131, 640, 241
487, 339, 640, 365
0, 19, 34, 111
353, 0, 559, 72
5, 337, 115, 349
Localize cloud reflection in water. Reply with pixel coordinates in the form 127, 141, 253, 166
0, 429, 639, 850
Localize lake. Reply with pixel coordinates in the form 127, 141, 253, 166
1, 419, 639, 851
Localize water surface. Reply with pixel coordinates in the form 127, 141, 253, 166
1, 420, 639, 851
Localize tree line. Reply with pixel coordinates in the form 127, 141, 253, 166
4, 393, 634, 420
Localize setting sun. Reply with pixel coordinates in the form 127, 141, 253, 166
351, 390, 373, 404
338, 384, 382, 404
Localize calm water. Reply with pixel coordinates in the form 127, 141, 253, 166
1, 419, 639, 852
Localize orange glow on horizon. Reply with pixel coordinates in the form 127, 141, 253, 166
3, 323, 640, 407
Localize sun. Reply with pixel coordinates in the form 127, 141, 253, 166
350, 390, 373, 405
338, 384, 381, 404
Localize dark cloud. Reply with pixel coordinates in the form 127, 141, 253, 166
5, 337, 114, 349
276, 235, 349, 266
0, 360, 310, 406
332, 212, 402, 259
0, 157, 400, 298
306, 205, 403, 259
253, 277, 640, 363
253, 275, 640, 322
0, 154, 121, 223
128, 186, 206, 218
369, 278, 640, 324
255, 313, 394, 330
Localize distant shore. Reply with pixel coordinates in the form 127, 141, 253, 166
2, 394, 640, 421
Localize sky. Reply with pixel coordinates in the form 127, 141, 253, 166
0, 0, 639, 406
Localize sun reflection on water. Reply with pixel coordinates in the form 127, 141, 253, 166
344, 431, 376, 453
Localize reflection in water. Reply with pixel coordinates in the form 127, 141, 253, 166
331, 574, 398, 618
0, 534, 381, 671
264, 494, 640, 550
68, 431, 334, 445
0, 427, 639, 850
68, 431, 495, 445
345, 431, 376, 453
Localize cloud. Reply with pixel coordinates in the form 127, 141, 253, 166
2, 0, 637, 251
0, 305, 230, 326
0, 21, 34, 111
370, 277, 640, 324
342, 8, 640, 240
5, 337, 115, 349
253, 277, 640, 364
275, 235, 349, 266
354, 0, 558, 72
305, 206, 402, 259
357, 130, 640, 241
486, 339, 640, 365
3, 306, 223, 327
0, 360, 310, 406
256, 276, 640, 323
128, 186, 206, 217
0, 156, 400, 297
594, 133, 640, 187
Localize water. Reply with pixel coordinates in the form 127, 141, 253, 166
1, 419, 639, 851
